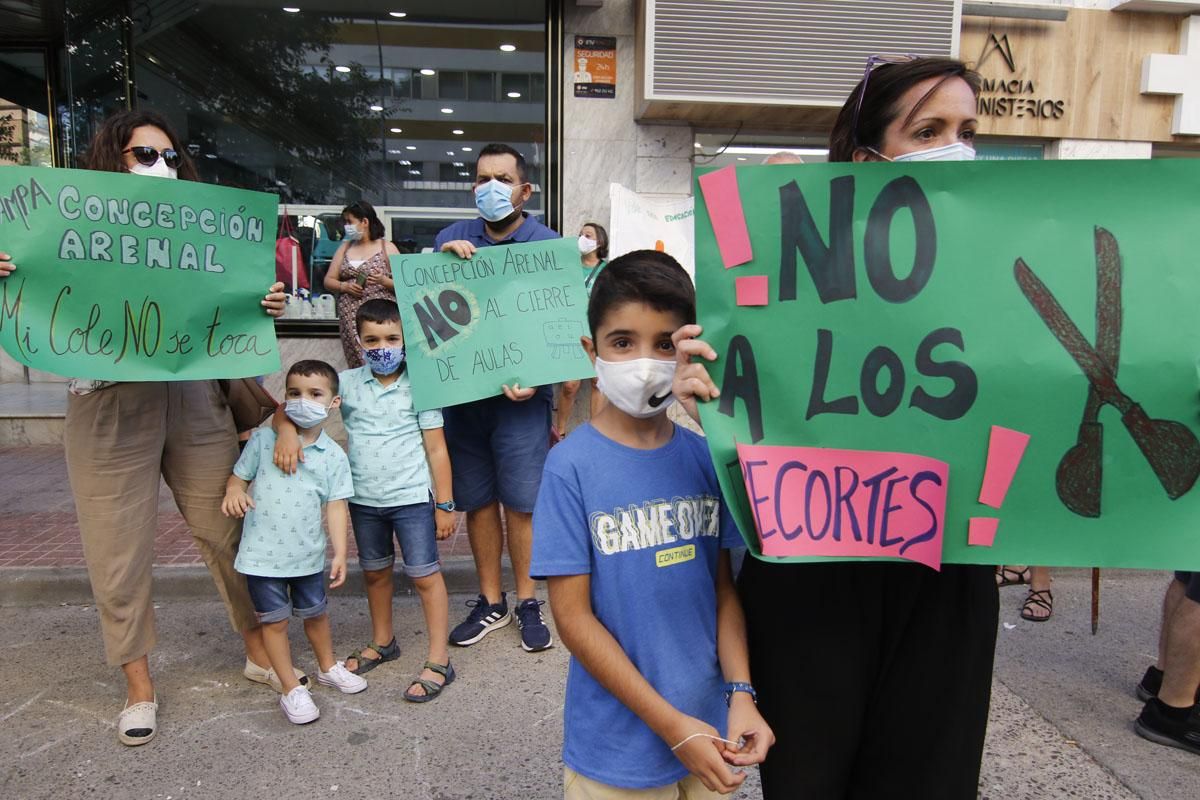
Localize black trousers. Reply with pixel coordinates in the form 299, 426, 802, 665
738, 558, 999, 800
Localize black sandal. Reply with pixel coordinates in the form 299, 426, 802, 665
345, 637, 399, 675
403, 661, 456, 703
996, 566, 1031, 588
1021, 589, 1053, 622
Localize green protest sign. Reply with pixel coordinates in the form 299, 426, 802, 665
694, 159, 1200, 570
0, 167, 279, 380
390, 238, 594, 411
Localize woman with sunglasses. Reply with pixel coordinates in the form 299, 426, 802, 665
673, 57, 997, 798
0, 109, 289, 747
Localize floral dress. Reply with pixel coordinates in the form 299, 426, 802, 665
335, 243, 395, 369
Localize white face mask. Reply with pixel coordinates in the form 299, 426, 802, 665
593, 356, 677, 419
129, 159, 178, 179
891, 141, 976, 163
578, 235, 598, 255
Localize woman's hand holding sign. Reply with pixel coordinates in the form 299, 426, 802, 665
262, 281, 287, 317
0, 251, 14, 278
672, 324, 720, 425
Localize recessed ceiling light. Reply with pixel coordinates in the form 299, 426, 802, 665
506, 91, 521, 98
205, 153, 218, 159
420, 68, 436, 76
440, 107, 453, 114
369, 105, 384, 112
499, 44, 516, 52
461, 146, 472, 152
409, 169, 421, 175
405, 145, 416, 150
446, 150, 456, 156
388, 149, 402, 154
390, 127, 402, 133
335, 65, 351, 73
452, 161, 464, 167
737, 157, 747, 161
694, 142, 701, 148
283, 7, 300, 12
458, 171, 469, 176
389, 11, 407, 17
400, 159, 412, 165
451, 129, 464, 135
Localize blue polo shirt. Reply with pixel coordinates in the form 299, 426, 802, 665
434, 213, 558, 249
339, 366, 444, 508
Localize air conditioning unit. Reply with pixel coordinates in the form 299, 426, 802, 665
638, 0, 962, 124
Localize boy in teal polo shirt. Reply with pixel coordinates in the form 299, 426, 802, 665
223, 359, 365, 725
274, 299, 457, 702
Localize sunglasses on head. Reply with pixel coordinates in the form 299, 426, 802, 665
850, 53, 923, 149
123, 146, 182, 170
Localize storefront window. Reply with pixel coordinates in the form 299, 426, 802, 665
0, 51, 53, 167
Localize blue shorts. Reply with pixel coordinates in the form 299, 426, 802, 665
443, 388, 552, 513
244, 572, 327, 623
1175, 571, 1200, 603
349, 500, 441, 577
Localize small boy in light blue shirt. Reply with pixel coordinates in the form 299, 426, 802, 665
224, 359, 365, 725
275, 300, 457, 703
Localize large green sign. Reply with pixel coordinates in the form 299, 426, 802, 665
0, 167, 279, 380
390, 238, 595, 411
694, 159, 1200, 570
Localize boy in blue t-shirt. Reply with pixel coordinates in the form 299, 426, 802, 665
275, 300, 457, 702
223, 360, 365, 726
531, 251, 774, 797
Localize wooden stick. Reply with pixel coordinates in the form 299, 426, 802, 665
1091, 567, 1100, 635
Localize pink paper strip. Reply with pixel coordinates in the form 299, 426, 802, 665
698, 165, 753, 268
968, 517, 999, 547
735, 276, 769, 306
737, 443, 949, 570
978, 426, 1031, 508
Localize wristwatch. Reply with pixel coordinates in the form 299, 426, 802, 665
723, 682, 757, 706
435, 500, 457, 512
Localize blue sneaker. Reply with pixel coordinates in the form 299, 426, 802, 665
449, 593, 511, 646
516, 598, 553, 652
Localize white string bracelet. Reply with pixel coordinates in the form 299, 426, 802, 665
670, 732, 741, 752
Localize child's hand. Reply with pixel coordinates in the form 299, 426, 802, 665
502, 382, 537, 402
666, 715, 746, 794
434, 508, 456, 540
329, 555, 347, 589
722, 695, 775, 767
671, 324, 720, 426
273, 427, 304, 474
221, 488, 254, 518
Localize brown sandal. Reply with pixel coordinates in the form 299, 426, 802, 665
996, 566, 1031, 588
1021, 588, 1053, 622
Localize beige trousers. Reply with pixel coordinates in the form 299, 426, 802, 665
564, 768, 728, 800
65, 381, 258, 666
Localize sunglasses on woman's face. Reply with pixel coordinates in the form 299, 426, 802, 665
123, 146, 182, 170
851, 53, 923, 148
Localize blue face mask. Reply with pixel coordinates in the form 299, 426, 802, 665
343, 222, 362, 241
284, 397, 331, 429
363, 345, 406, 376
474, 179, 524, 223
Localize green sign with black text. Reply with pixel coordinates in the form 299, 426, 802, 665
694, 159, 1200, 570
390, 238, 594, 411
0, 167, 279, 380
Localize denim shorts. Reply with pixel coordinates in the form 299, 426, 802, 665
349, 500, 440, 577
442, 388, 552, 513
244, 572, 327, 623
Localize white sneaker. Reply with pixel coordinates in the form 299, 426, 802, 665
317, 661, 368, 694
279, 685, 320, 724
117, 696, 158, 746
244, 657, 308, 694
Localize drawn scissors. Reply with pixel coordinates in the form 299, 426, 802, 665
1014, 226, 1200, 515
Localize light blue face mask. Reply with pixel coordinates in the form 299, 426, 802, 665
284, 397, 331, 429
892, 142, 976, 162
474, 179, 524, 223
362, 345, 406, 376
343, 222, 362, 241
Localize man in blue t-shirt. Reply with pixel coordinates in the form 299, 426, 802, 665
531, 251, 774, 796
434, 143, 559, 653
